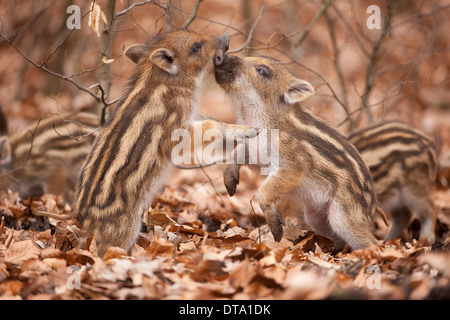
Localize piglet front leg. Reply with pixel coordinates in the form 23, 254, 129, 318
256, 170, 302, 241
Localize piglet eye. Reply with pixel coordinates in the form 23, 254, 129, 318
256, 65, 270, 78
190, 43, 202, 55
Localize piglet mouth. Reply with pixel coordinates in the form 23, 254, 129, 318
214, 65, 234, 85
214, 54, 238, 85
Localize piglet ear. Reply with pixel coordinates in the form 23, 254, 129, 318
283, 78, 315, 105
149, 48, 179, 75
124, 44, 147, 64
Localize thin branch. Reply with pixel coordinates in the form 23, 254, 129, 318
0, 31, 101, 101
175, 163, 215, 170
165, 0, 173, 31
51, 119, 101, 142
0, 0, 56, 46
228, 0, 265, 54
115, 0, 163, 18
324, 11, 352, 130
360, 1, 395, 122
194, 154, 226, 207
336, 80, 409, 128
250, 195, 263, 245
167, 5, 243, 35
39, 9, 91, 67
330, 3, 370, 58
0, 120, 40, 180
181, 0, 203, 30
295, 0, 332, 47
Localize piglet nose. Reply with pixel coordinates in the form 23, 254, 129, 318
214, 49, 225, 66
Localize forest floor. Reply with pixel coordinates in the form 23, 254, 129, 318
0, 110, 449, 300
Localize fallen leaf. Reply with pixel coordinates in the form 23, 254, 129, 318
419, 252, 450, 277
4, 240, 40, 264
42, 258, 67, 270
103, 247, 128, 261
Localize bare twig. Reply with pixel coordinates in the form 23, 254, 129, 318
165, 0, 173, 31
250, 195, 262, 245
115, 0, 163, 18
330, 3, 370, 58
0, 119, 40, 180
336, 80, 409, 128
0, 0, 56, 46
34, 210, 73, 220
360, 1, 395, 122
0, 31, 102, 101
228, 0, 265, 54
167, 5, 243, 35
295, 0, 333, 47
196, 154, 226, 207
175, 162, 218, 170
324, 11, 352, 131
51, 120, 101, 142
181, 0, 203, 30
39, 9, 91, 67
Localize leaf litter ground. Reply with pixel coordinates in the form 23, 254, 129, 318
0, 164, 449, 300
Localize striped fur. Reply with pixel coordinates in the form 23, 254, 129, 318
217, 55, 379, 250
72, 30, 247, 256
349, 121, 437, 243
0, 112, 98, 200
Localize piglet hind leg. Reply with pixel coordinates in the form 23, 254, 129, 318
384, 206, 412, 240
411, 194, 436, 244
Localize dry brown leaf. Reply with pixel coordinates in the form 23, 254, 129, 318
418, 252, 450, 277
88, 1, 107, 37
282, 269, 335, 299
168, 223, 204, 236
261, 265, 286, 286
229, 259, 258, 289
0, 263, 9, 282
103, 247, 128, 261
0, 280, 24, 297
42, 258, 67, 270
191, 259, 227, 282
146, 210, 176, 228
178, 241, 197, 252
40, 248, 64, 259
67, 224, 88, 250
0, 216, 5, 236
4, 240, 40, 264
63, 249, 96, 266
307, 255, 341, 270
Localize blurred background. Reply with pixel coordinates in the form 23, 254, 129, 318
0, 0, 449, 192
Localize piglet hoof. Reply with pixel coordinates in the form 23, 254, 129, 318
265, 206, 286, 242
224, 164, 240, 197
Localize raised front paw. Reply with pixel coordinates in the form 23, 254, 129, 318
223, 164, 240, 196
